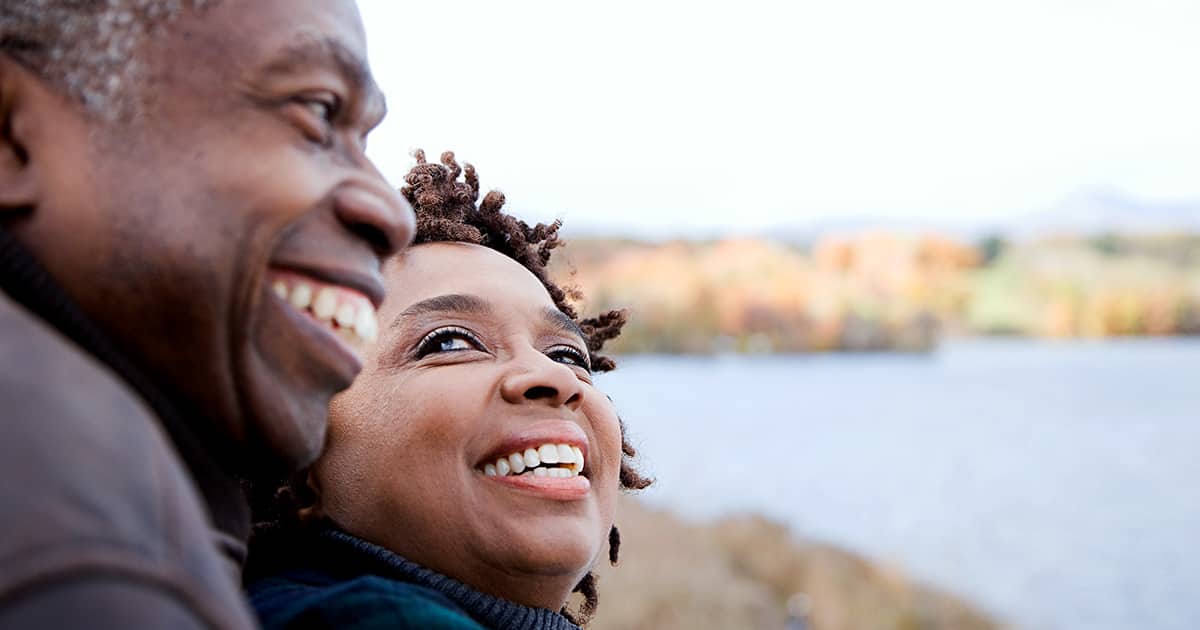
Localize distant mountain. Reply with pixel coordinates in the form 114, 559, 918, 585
565, 189, 1200, 243
1008, 189, 1200, 237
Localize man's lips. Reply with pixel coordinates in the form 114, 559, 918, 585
265, 269, 380, 378
270, 262, 386, 310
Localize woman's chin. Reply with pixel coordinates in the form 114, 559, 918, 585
472, 525, 602, 591
500, 538, 596, 577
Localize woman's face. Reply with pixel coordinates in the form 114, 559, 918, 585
311, 242, 622, 609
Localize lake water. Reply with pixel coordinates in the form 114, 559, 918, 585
596, 339, 1200, 630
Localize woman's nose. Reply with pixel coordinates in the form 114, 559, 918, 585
499, 350, 584, 411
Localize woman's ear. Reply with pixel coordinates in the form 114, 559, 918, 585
0, 56, 41, 213
296, 470, 324, 524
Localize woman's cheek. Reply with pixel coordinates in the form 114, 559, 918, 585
588, 400, 624, 490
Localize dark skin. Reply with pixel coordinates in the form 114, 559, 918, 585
0, 0, 414, 472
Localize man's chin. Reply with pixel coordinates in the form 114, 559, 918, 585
238, 314, 358, 473
241, 372, 338, 476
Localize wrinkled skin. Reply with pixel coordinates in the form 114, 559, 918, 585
0, 0, 414, 472
311, 243, 623, 611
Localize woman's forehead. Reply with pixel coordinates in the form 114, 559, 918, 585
384, 242, 557, 313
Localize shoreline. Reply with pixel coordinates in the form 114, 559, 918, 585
588, 497, 1005, 630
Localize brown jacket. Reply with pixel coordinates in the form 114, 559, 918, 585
0, 233, 257, 629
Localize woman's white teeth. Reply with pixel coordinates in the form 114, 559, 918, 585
482, 443, 585, 478
272, 277, 378, 344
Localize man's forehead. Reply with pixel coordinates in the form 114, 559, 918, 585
258, 32, 385, 107
183, 0, 368, 62
172, 1, 383, 114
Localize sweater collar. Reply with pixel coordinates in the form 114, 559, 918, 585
0, 226, 251, 549
265, 526, 582, 630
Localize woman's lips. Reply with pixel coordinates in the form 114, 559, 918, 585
481, 471, 591, 501
474, 423, 592, 501
479, 442, 586, 478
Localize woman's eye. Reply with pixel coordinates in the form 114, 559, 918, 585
548, 345, 592, 372
415, 327, 484, 358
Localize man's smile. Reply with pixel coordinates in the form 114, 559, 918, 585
267, 269, 379, 370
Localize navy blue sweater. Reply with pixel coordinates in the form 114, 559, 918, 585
246, 527, 582, 630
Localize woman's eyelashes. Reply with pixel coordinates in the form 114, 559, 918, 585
411, 326, 592, 372
547, 344, 592, 372
414, 326, 486, 359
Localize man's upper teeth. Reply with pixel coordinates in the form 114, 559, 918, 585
273, 276, 378, 343
482, 443, 585, 478
313, 288, 338, 320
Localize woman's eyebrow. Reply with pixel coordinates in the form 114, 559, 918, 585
542, 307, 587, 343
395, 294, 490, 324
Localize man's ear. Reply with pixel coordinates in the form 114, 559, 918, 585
0, 55, 40, 214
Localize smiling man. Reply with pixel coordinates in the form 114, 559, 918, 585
0, 1, 413, 628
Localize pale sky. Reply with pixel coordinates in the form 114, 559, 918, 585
357, 0, 1200, 236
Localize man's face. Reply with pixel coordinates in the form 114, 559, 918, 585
12, 0, 414, 471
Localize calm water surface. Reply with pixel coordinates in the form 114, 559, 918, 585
597, 339, 1200, 630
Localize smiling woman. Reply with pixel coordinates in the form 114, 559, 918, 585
246, 151, 650, 629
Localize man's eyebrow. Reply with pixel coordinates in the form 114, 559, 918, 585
542, 307, 588, 344
260, 35, 385, 115
396, 294, 491, 324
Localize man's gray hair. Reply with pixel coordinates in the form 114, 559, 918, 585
0, 0, 212, 112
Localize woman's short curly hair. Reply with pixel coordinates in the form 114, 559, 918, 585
250, 150, 650, 625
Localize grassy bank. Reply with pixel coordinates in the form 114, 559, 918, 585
583, 497, 1003, 630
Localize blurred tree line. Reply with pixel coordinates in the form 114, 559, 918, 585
552, 232, 1200, 354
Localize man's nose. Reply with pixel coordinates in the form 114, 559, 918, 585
332, 185, 416, 258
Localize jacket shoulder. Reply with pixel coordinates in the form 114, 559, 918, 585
0, 294, 255, 629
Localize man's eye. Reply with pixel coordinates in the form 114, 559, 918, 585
301, 95, 340, 122
287, 94, 342, 144
547, 345, 592, 372
415, 327, 484, 358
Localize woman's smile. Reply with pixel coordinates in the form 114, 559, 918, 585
473, 421, 592, 501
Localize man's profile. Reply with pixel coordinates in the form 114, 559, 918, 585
0, 1, 413, 627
